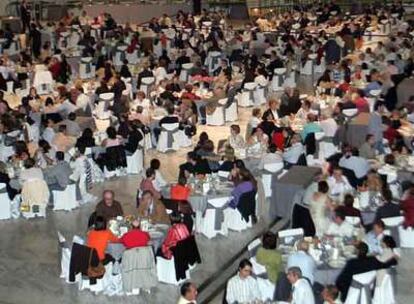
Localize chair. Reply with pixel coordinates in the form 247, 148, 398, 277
21, 179, 49, 219
197, 197, 229, 239
277, 228, 304, 246
122, 246, 157, 294
156, 255, 190, 285
398, 226, 414, 248
221, 98, 238, 122
206, 51, 221, 74
114, 45, 128, 67
79, 57, 94, 80
34, 70, 53, 95
6, 81, 14, 94
272, 68, 287, 91
0, 183, 12, 220
373, 272, 395, 304
126, 148, 144, 175
57, 231, 71, 283
239, 82, 257, 107
78, 262, 119, 295
247, 238, 262, 257
126, 49, 139, 65
179, 63, 193, 82
254, 81, 268, 105
342, 108, 358, 118
382, 216, 404, 247
206, 105, 225, 126
140, 77, 155, 96
53, 183, 79, 211
315, 56, 326, 74
157, 123, 180, 153
95, 93, 114, 120
345, 270, 377, 304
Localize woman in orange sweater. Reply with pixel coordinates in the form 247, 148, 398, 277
170, 176, 192, 201
87, 216, 119, 264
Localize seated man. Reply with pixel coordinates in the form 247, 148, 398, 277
322, 285, 341, 304
119, 219, 150, 249
327, 167, 353, 201
95, 190, 124, 222
326, 209, 354, 238
336, 242, 397, 302
287, 240, 317, 284
338, 147, 370, 180
44, 151, 73, 191
364, 219, 386, 256
226, 259, 261, 304
177, 282, 198, 304
287, 266, 315, 304
137, 190, 169, 224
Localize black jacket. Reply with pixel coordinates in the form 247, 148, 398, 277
172, 236, 201, 281
336, 256, 397, 301
375, 203, 401, 221
136, 69, 154, 88
69, 243, 100, 283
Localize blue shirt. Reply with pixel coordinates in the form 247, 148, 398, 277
364, 231, 384, 256
287, 251, 317, 284
300, 122, 323, 142
364, 81, 381, 95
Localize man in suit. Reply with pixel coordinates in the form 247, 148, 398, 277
262, 98, 282, 122
336, 242, 397, 302
375, 188, 401, 221
20, 0, 31, 33
44, 151, 73, 191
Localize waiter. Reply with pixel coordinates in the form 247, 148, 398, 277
20, 0, 31, 32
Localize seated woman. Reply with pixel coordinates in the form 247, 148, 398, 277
161, 212, 190, 259
229, 168, 257, 208
119, 219, 150, 249
101, 126, 123, 148
309, 181, 333, 237
76, 128, 96, 149
225, 124, 245, 152
170, 176, 191, 201
140, 168, 162, 200
196, 139, 220, 172
246, 126, 268, 157
150, 158, 167, 191
87, 216, 119, 264
219, 145, 236, 172
137, 190, 169, 224
255, 231, 282, 284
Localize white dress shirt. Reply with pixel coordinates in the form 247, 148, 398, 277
292, 278, 315, 304
319, 118, 338, 137
283, 142, 304, 164
42, 127, 56, 145
339, 156, 370, 179
364, 231, 384, 256
226, 274, 261, 304
326, 220, 354, 238
287, 251, 317, 284
327, 176, 353, 199
153, 170, 167, 191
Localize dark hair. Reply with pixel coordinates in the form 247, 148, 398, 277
268, 144, 277, 153
180, 282, 194, 297
145, 168, 155, 178
234, 159, 246, 169
318, 181, 329, 194
382, 235, 396, 249
38, 139, 51, 153
94, 216, 107, 231
373, 219, 385, 230
382, 188, 393, 202
82, 128, 93, 139
356, 242, 369, 258
343, 194, 354, 207
262, 231, 277, 249
78, 144, 86, 155
384, 154, 395, 165
56, 151, 64, 161
170, 212, 183, 225
238, 258, 252, 270
68, 112, 76, 121
45, 97, 54, 106
150, 159, 161, 170
178, 175, 187, 186
335, 209, 346, 221
23, 158, 35, 169
106, 126, 117, 139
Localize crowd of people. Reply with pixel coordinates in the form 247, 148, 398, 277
0, 0, 414, 302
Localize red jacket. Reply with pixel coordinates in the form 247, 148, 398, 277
120, 229, 150, 249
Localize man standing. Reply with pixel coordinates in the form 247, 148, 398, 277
177, 281, 198, 304
286, 267, 315, 304
20, 0, 31, 33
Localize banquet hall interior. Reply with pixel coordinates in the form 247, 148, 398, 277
1, 0, 414, 303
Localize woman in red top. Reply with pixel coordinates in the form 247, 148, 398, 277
119, 220, 150, 249
87, 216, 119, 264
402, 187, 414, 228
170, 176, 191, 201
161, 213, 190, 259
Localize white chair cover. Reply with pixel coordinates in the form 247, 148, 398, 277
206, 51, 221, 74
126, 148, 144, 175
179, 63, 194, 82
222, 98, 238, 122
140, 77, 155, 96
239, 82, 257, 107
79, 57, 94, 80
156, 256, 189, 285
206, 106, 225, 126
53, 183, 79, 211
33, 70, 53, 95
345, 216, 361, 227
196, 197, 229, 239
0, 183, 12, 220
57, 231, 71, 283
398, 226, 414, 248
272, 68, 287, 91
223, 207, 252, 232
373, 272, 395, 304
278, 228, 304, 245
157, 123, 180, 153
345, 270, 377, 304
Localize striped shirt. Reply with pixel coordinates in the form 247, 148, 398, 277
226, 274, 261, 304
